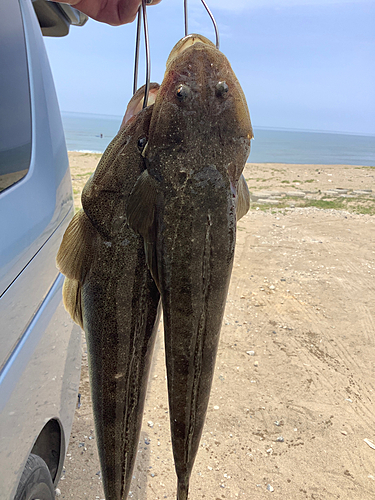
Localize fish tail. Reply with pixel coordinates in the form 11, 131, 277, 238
177, 480, 189, 500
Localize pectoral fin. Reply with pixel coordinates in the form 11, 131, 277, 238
126, 169, 158, 238
236, 174, 250, 221
62, 277, 83, 328
56, 209, 97, 282
126, 169, 160, 288
143, 239, 159, 291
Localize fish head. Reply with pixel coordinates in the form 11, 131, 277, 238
145, 34, 253, 188
81, 84, 159, 239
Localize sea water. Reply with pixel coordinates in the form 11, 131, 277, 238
61, 112, 375, 166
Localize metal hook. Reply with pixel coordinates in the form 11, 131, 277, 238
183, 0, 220, 50
184, 0, 188, 37
133, 0, 151, 109
133, 7, 142, 95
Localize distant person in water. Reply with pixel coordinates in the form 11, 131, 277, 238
53, 0, 162, 25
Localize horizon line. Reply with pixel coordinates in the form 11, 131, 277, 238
60, 111, 375, 138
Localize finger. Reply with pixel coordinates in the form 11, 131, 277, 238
115, 0, 163, 25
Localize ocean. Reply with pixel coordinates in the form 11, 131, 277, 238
61, 112, 375, 166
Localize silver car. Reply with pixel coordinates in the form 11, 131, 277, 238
0, 1, 87, 498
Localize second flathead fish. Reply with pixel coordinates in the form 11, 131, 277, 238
57, 85, 160, 500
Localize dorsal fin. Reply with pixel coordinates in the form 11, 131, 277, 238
126, 169, 160, 288
126, 169, 158, 239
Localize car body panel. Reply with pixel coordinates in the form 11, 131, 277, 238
0, 0, 82, 496
0, 274, 81, 497
0, 0, 73, 298
0, 207, 73, 393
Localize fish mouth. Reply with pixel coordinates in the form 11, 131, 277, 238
120, 82, 160, 132
166, 33, 216, 68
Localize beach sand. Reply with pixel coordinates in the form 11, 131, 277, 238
58, 152, 375, 499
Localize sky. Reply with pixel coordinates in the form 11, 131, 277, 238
43, 0, 375, 135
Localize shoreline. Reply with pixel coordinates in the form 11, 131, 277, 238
68, 150, 375, 168
68, 152, 375, 215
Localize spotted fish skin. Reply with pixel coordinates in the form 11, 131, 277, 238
126, 35, 253, 499
57, 87, 161, 500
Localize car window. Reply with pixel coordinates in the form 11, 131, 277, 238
0, 0, 32, 194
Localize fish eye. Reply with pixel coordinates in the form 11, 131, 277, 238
216, 81, 229, 98
176, 84, 190, 101
137, 137, 147, 151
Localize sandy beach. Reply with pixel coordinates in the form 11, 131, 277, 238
58, 152, 375, 499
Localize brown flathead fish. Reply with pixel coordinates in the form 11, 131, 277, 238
127, 35, 253, 499
56, 85, 161, 500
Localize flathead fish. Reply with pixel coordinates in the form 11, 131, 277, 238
56, 84, 161, 500
127, 34, 253, 499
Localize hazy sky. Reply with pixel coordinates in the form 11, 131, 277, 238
44, 0, 375, 135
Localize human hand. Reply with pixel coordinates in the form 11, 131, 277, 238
55, 0, 162, 26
